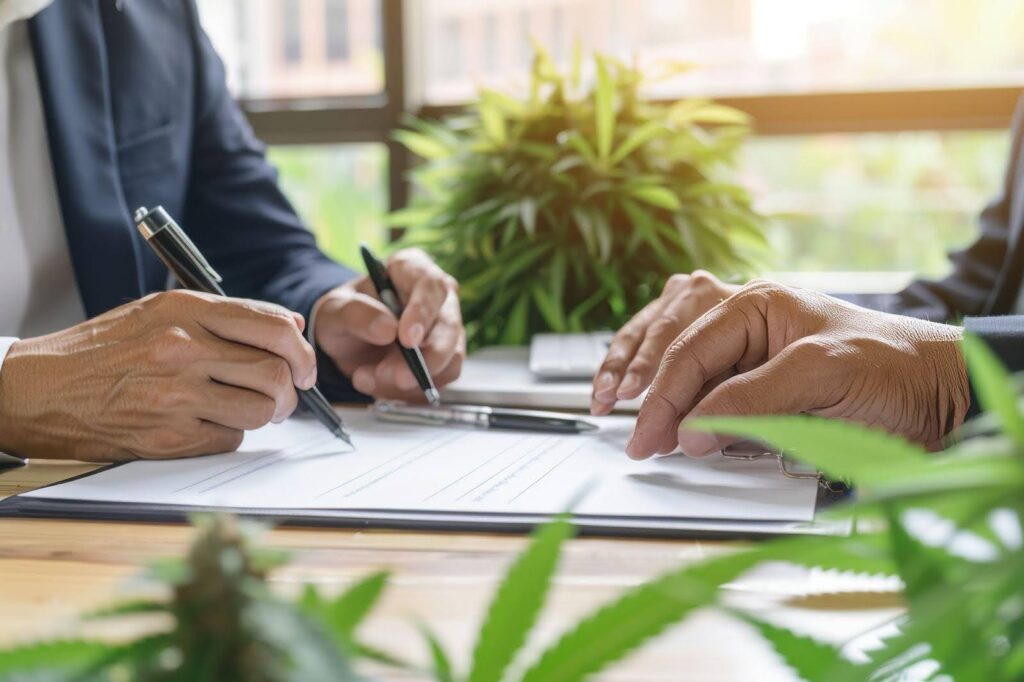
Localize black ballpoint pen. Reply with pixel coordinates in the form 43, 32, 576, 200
359, 243, 441, 405
374, 402, 599, 434
133, 206, 353, 446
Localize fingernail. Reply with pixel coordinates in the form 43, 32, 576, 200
377, 362, 396, 387
353, 371, 376, 396
595, 371, 616, 393
302, 367, 317, 390
408, 323, 425, 347
625, 434, 647, 460
677, 425, 720, 457
590, 397, 608, 416
617, 373, 641, 398
370, 316, 394, 342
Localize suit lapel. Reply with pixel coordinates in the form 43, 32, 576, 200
28, 0, 143, 318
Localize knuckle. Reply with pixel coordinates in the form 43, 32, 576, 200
626, 357, 653, 376
648, 316, 682, 340
788, 336, 837, 362
264, 356, 293, 390
666, 273, 690, 288
152, 385, 194, 411
149, 326, 195, 365
253, 398, 277, 426
153, 289, 203, 314
688, 270, 719, 295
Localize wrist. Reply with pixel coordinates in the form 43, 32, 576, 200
936, 325, 970, 436
0, 340, 31, 457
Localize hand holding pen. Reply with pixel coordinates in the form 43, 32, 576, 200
134, 206, 353, 446
310, 247, 466, 402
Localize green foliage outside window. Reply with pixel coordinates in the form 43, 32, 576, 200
392, 48, 767, 349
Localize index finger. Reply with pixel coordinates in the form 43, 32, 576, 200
193, 297, 318, 390
387, 249, 457, 348
590, 302, 661, 414
625, 293, 770, 459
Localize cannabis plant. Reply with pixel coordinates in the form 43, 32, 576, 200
0, 516, 375, 682
393, 48, 766, 348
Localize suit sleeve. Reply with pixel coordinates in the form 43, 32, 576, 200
179, 3, 367, 401
841, 97, 1024, 321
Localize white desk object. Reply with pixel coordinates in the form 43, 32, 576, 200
442, 346, 646, 412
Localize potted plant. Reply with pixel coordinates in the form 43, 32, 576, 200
392, 47, 767, 349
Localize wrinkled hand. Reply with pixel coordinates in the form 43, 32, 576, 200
0, 291, 317, 462
314, 248, 465, 401
591, 271, 739, 415
625, 281, 970, 460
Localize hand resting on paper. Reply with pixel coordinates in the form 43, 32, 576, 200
591, 270, 739, 415
0, 291, 316, 462
312, 247, 466, 402
622, 281, 971, 460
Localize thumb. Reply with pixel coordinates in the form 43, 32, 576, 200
676, 342, 832, 457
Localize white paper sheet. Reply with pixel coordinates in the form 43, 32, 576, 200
25, 409, 818, 523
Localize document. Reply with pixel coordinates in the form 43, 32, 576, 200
21, 409, 819, 525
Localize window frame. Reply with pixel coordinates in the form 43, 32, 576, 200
238, 0, 1023, 220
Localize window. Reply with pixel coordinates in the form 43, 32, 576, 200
483, 13, 500, 74
421, 0, 1024, 103
194, 0, 1022, 293
437, 17, 464, 79
268, 144, 389, 269
197, 0, 384, 100
747, 131, 1010, 291
518, 9, 532, 68
418, 0, 1021, 289
281, 0, 302, 65
325, 0, 351, 62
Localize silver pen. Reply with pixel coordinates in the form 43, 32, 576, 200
374, 401, 598, 434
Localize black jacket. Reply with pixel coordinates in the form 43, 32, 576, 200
850, 96, 1024, 372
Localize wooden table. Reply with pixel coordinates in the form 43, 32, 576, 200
0, 460, 902, 681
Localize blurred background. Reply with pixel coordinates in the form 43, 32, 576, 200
194, 0, 1024, 292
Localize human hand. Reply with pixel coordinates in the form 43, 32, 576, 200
625, 281, 970, 460
591, 271, 740, 415
313, 248, 465, 401
0, 291, 318, 462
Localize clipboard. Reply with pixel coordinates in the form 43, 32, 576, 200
0, 411, 852, 539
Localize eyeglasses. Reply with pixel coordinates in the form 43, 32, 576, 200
721, 443, 848, 495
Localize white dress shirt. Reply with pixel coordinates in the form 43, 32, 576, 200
0, 6, 83, 375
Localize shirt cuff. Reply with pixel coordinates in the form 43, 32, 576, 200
307, 295, 328, 348
0, 338, 18, 373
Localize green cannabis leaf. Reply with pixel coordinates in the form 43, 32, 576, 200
467, 517, 574, 682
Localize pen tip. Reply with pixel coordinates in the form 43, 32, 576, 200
426, 389, 441, 406
578, 420, 600, 433
335, 426, 354, 447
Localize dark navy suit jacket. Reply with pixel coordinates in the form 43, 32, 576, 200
29, 0, 361, 398
845, 95, 1024, 374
